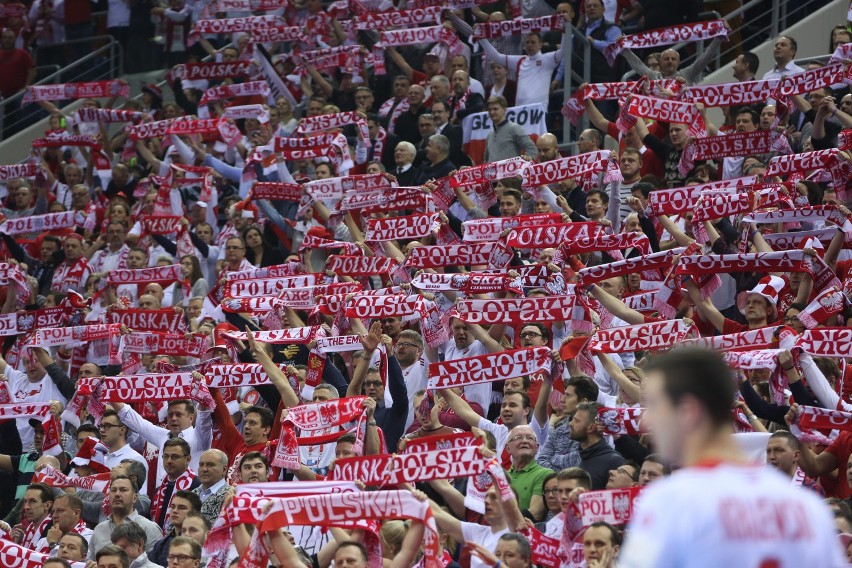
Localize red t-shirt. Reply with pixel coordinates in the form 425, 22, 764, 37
823, 431, 852, 498
605, 120, 665, 177
0, 47, 34, 97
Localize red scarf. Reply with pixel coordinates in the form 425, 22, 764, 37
21, 514, 51, 550
604, 19, 728, 65
151, 468, 196, 534
51, 257, 90, 294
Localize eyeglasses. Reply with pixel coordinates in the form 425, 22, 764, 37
395, 341, 421, 349
167, 554, 199, 563
364, 380, 383, 388
519, 331, 543, 339
543, 488, 559, 495
99, 423, 121, 430
508, 434, 537, 443
225, 245, 245, 250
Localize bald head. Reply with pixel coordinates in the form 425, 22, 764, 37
536, 133, 559, 162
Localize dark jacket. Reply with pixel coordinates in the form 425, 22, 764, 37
579, 438, 625, 490
449, 91, 486, 123
373, 355, 409, 453
418, 158, 456, 183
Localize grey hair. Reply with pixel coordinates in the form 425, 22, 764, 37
428, 134, 450, 156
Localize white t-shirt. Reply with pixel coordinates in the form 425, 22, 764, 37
442, 339, 492, 413
9, 368, 67, 450
461, 523, 509, 568
501, 52, 560, 108
402, 355, 430, 432
620, 463, 846, 568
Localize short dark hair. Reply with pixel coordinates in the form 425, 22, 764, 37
742, 51, 760, 73
780, 35, 798, 53
245, 406, 275, 429
565, 375, 599, 403
120, 459, 147, 488
504, 390, 531, 409
76, 423, 100, 438
168, 399, 196, 415
111, 521, 148, 546
43, 560, 73, 568
111, 474, 138, 494
575, 401, 599, 424
184, 512, 212, 531
61, 532, 89, 556
769, 430, 801, 451
172, 490, 202, 513
169, 536, 202, 559
643, 453, 672, 475
557, 467, 592, 489
163, 437, 191, 456
643, 347, 735, 426
240, 451, 269, 469
630, 182, 655, 199
735, 106, 759, 124
25, 483, 53, 504
96, 545, 129, 568
502, 188, 523, 203
587, 522, 622, 546
498, 533, 531, 560
337, 541, 369, 562
55, 493, 83, 512
520, 322, 550, 342
487, 95, 508, 108
586, 188, 609, 205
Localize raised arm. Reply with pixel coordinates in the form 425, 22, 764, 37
594, 352, 640, 403
588, 284, 646, 324
684, 278, 726, 334
246, 329, 300, 408
439, 386, 486, 429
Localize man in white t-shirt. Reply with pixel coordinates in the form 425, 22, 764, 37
620, 347, 845, 567
437, 317, 506, 413
394, 329, 430, 431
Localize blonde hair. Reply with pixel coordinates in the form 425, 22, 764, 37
380, 520, 406, 557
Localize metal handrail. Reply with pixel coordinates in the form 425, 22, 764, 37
561, 24, 591, 151
0, 37, 122, 137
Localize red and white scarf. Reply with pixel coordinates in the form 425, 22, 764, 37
273, 396, 369, 468
353, 6, 441, 29
303, 172, 392, 201
462, 214, 563, 243
604, 19, 728, 65
328, 445, 489, 485
199, 80, 271, 106
455, 296, 578, 325
223, 273, 319, 298
404, 241, 513, 269
327, 254, 399, 275
587, 319, 696, 354
679, 130, 791, 176
122, 331, 208, 357
576, 247, 683, 287
410, 272, 524, 294
344, 294, 420, 319
108, 307, 187, 333
522, 151, 611, 188
578, 487, 643, 525
563, 78, 680, 125
506, 222, 604, 249
378, 97, 409, 132
35, 464, 111, 492
597, 406, 644, 436
167, 61, 254, 82
775, 63, 847, 97
296, 111, 369, 143
151, 468, 197, 534
427, 347, 551, 389
80, 372, 214, 408
72, 107, 144, 125
23, 80, 129, 103
618, 94, 705, 138
0, 403, 62, 456
648, 176, 756, 215
366, 212, 438, 242
249, 181, 303, 202
126, 117, 192, 141
795, 286, 845, 329
795, 327, 852, 358
798, 405, 852, 432
106, 264, 182, 288
679, 78, 780, 106
0, 162, 38, 181
473, 14, 564, 39
189, 15, 281, 45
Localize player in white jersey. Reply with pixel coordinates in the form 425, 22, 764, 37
620, 347, 845, 568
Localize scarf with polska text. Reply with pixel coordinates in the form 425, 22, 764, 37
222, 326, 320, 345
0, 162, 38, 181
327, 254, 399, 275
427, 347, 552, 390
222, 104, 269, 123
353, 6, 441, 29
30, 323, 121, 363
521, 150, 612, 188
618, 94, 705, 138
273, 282, 364, 312
122, 331, 208, 357
562, 78, 680, 125
451, 157, 529, 187
72, 107, 144, 125
553, 233, 651, 261
126, 117, 193, 140
794, 327, 852, 358
410, 272, 524, 295
505, 222, 604, 249
679, 130, 792, 176
648, 176, 756, 215
138, 215, 194, 258
259, 491, 440, 568
22, 80, 129, 103
691, 185, 789, 223
578, 487, 643, 526
462, 214, 563, 243
273, 396, 369, 469
296, 111, 369, 143
107, 306, 187, 333
683, 324, 796, 352
366, 212, 438, 242
340, 186, 428, 213
775, 63, 848, 97
207, 362, 296, 389
79, 372, 214, 408
328, 445, 489, 486
199, 80, 270, 106
167, 61, 254, 82
576, 247, 685, 288
587, 319, 696, 354
766, 148, 844, 177
402, 431, 479, 454
454, 296, 580, 326
344, 293, 421, 319
0, 403, 62, 456
224, 273, 320, 299
106, 264, 182, 287
603, 19, 728, 65
225, 261, 305, 282
403, 241, 513, 269
164, 117, 241, 146
189, 14, 281, 44
0, 210, 84, 236
798, 405, 852, 432
473, 14, 564, 39
151, 468, 196, 535
679, 78, 780, 107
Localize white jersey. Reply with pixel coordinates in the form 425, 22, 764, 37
620, 463, 846, 568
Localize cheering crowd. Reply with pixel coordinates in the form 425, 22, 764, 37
1, 0, 852, 567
